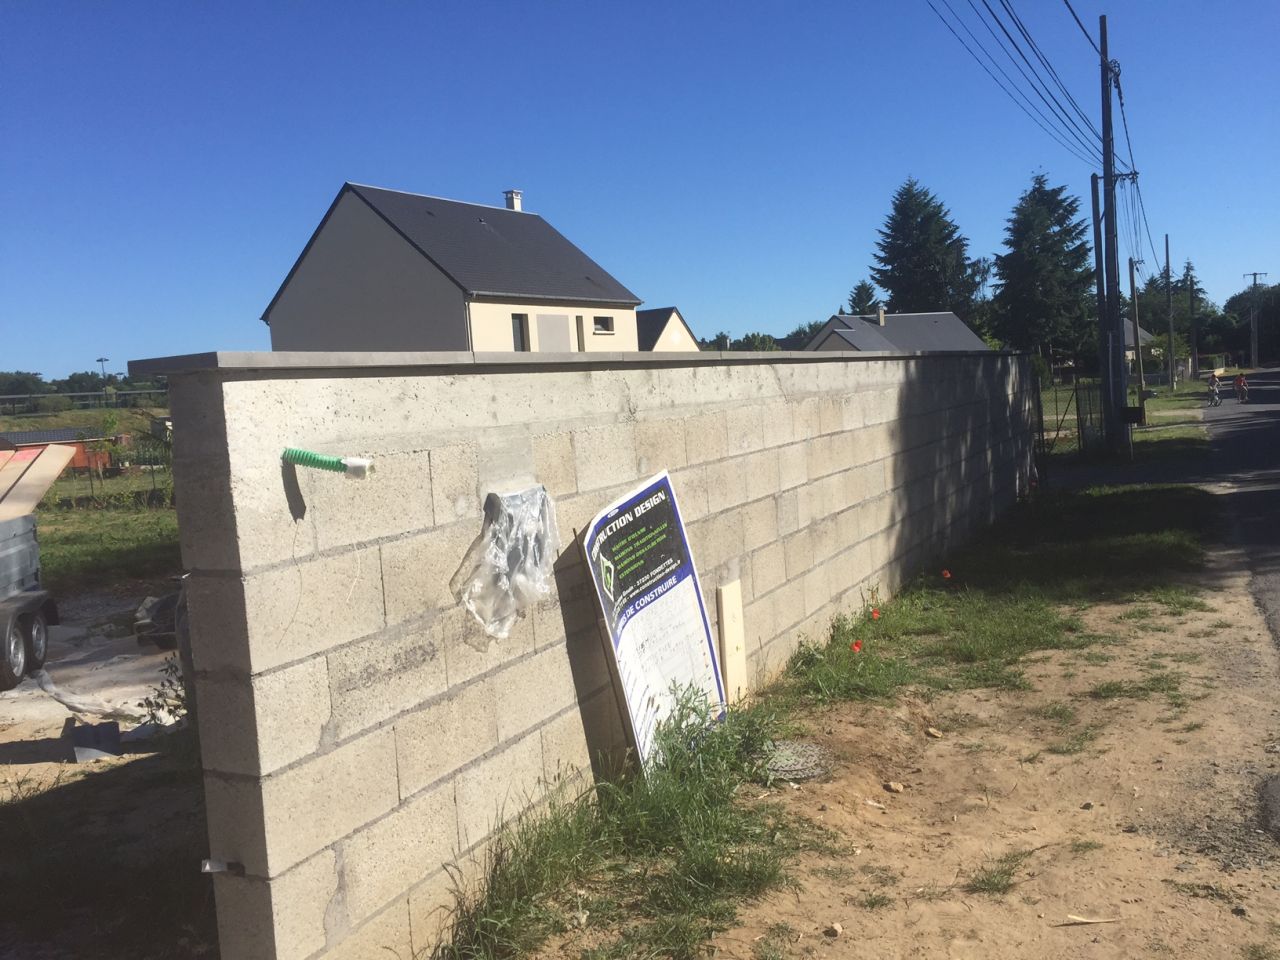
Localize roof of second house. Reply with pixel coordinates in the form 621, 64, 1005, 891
343, 183, 642, 306
817, 324, 897, 352
0, 427, 109, 446
636, 307, 699, 351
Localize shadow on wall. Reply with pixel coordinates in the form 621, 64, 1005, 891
884, 354, 1033, 591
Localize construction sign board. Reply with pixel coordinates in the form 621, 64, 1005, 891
583, 472, 725, 766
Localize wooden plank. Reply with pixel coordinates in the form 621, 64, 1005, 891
0, 445, 75, 521
717, 579, 748, 704
0, 448, 41, 502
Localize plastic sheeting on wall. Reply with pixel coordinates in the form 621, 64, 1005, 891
451, 485, 560, 639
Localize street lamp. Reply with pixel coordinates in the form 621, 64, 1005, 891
96, 357, 109, 380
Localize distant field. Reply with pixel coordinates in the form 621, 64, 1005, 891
36, 506, 181, 595
0, 407, 167, 434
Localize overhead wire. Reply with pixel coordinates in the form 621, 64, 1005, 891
969, 0, 1108, 165
924, 0, 1102, 167
1062, 0, 1101, 57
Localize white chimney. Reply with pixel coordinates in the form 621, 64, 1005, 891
877, 306, 886, 326
503, 189, 523, 212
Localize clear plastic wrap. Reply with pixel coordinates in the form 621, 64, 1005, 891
450, 485, 560, 640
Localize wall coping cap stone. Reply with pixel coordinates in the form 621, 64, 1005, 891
129, 349, 1020, 378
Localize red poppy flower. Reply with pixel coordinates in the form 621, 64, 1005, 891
871, 608, 881, 620
942, 569, 952, 579
851, 639, 863, 653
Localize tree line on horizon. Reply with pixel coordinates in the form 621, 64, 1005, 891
704, 175, 1275, 365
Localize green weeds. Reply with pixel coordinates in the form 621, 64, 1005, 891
965, 850, 1032, 895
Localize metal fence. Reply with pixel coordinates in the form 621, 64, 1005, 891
1036, 375, 1106, 460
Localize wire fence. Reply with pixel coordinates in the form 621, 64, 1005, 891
1036, 375, 1105, 459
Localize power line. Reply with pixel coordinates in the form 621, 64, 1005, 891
999, 0, 1103, 143
1062, 0, 1101, 56
971, 0, 1109, 164
925, 0, 1103, 167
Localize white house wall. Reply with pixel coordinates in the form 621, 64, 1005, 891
649, 313, 700, 352
468, 302, 639, 352
267, 191, 469, 352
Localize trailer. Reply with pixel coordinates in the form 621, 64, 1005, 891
0, 515, 59, 690
0, 443, 75, 690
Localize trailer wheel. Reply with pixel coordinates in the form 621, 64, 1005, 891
22, 612, 48, 672
1, 618, 26, 691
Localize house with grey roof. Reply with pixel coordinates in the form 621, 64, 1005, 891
806, 310, 990, 353
264, 184, 643, 353
635, 307, 700, 352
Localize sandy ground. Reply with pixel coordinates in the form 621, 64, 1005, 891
0, 590, 172, 761
708, 543, 1280, 960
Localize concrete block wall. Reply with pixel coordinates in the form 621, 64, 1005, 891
139, 349, 1035, 960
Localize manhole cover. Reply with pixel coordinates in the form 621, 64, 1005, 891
765, 739, 830, 782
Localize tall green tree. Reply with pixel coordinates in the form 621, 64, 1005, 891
846, 279, 880, 316
870, 178, 981, 316
991, 174, 1094, 356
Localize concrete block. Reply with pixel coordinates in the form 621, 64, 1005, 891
211, 850, 337, 960
430, 443, 480, 526
775, 488, 800, 537
296, 450, 433, 553
322, 897, 412, 960
454, 728, 546, 850
573, 423, 639, 493
687, 511, 745, 571
228, 546, 385, 675
740, 497, 778, 553
539, 707, 593, 787
760, 402, 795, 449
782, 529, 813, 579
338, 780, 458, 925
703, 456, 749, 510
197, 657, 331, 777
478, 431, 537, 499
396, 678, 499, 799
442, 605, 535, 688
670, 466, 709, 523
327, 619, 448, 742
379, 521, 476, 628
531, 431, 578, 498
633, 417, 687, 473
209, 728, 400, 877
184, 573, 250, 675
495, 645, 579, 741
802, 564, 830, 618
682, 410, 728, 465
750, 540, 786, 597
742, 448, 781, 503
725, 404, 766, 455
773, 450, 803, 496
772, 578, 806, 635
790, 397, 821, 440
408, 868, 459, 957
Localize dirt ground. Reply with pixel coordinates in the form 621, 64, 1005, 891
710, 544, 1280, 960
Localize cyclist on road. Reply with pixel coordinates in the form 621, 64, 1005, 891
1208, 373, 1223, 407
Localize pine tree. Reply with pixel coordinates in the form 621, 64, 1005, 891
991, 174, 1093, 356
847, 279, 880, 316
870, 178, 980, 315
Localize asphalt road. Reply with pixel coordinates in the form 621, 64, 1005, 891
1202, 369, 1280, 641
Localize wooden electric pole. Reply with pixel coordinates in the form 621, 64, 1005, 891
1188, 264, 1199, 379
1100, 15, 1126, 449
1129, 256, 1146, 423
1090, 173, 1109, 441
1166, 235, 1175, 391
1243, 271, 1268, 368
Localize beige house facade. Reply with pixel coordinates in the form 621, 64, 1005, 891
265, 184, 642, 353
636, 307, 700, 352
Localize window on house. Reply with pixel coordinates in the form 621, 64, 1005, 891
593, 316, 614, 334
511, 314, 529, 351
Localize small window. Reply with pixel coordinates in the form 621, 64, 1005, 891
593, 316, 614, 334
575, 316, 586, 352
512, 314, 529, 352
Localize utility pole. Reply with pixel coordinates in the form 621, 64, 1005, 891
1100, 15, 1126, 449
1243, 271, 1268, 369
1090, 173, 1110, 440
1129, 256, 1146, 423
1188, 263, 1198, 379
1166, 235, 1175, 390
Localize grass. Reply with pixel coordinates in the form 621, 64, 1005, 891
1163, 880, 1238, 903
435, 697, 794, 960
0, 405, 166, 433
1069, 839, 1104, 854
1243, 946, 1280, 960
35, 506, 181, 594
965, 850, 1032, 896
432, 483, 1216, 960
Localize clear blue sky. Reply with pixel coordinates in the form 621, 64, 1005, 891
3, 0, 1277, 378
